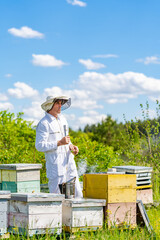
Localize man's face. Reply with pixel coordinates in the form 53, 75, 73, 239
52, 99, 63, 114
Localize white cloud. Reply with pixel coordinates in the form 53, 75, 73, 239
23, 101, 43, 119
32, 54, 67, 67
78, 71, 160, 103
93, 54, 119, 58
66, 0, 87, 7
79, 59, 106, 70
8, 82, 39, 99
11, 71, 160, 129
43, 86, 103, 110
8, 26, 44, 39
136, 56, 160, 65
0, 93, 8, 101
5, 74, 12, 78
0, 102, 14, 111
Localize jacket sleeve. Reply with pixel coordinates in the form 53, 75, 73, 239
35, 121, 58, 152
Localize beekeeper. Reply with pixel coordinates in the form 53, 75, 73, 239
35, 95, 83, 198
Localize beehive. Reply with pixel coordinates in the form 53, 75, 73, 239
104, 202, 136, 227
136, 187, 153, 204
62, 198, 106, 233
8, 193, 64, 236
0, 191, 11, 235
83, 173, 136, 203
0, 164, 42, 193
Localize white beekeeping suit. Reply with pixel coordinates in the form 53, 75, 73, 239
35, 96, 82, 198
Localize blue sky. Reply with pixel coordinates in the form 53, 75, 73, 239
1, 0, 160, 129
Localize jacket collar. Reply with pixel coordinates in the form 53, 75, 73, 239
45, 112, 61, 121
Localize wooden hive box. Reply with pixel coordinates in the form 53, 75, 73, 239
8, 193, 65, 236
62, 198, 106, 233
0, 164, 42, 193
0, 191, 11, 235
83, 173, 136, 203
104, 202, 136, 228
136, 186, 153, 204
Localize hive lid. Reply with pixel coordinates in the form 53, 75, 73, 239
0, 191, 11, 199
64, 198, 106, 207
11, 193, 65, 202
112, 166, 153, 173
0, 164, 42, 171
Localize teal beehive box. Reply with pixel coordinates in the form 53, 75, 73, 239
0, 164, 42, 193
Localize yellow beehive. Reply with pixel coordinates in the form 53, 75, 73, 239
83, 173, 136, 203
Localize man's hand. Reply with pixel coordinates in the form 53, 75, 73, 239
69, 144, 79, 155
57, 136, 70, 146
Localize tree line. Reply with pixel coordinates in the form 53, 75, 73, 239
0, 102, 160, 183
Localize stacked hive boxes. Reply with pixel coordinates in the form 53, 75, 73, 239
112, 166, 153, 204
83, 173, 137, 227
62, 198, 106, 233
0, 164, 42, 193
8, 193, 64, 236
0, 191, 11, 236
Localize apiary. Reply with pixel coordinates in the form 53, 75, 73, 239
0, 164, 42, 193
0, 191, 11, 235
62, 198, 106, 233
104, 202, 136, 227
83, 173, 136, 203
112, 166, 153, 204
8, 193, 64, 236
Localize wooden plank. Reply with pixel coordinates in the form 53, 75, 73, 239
136, 200, 153, 233
9, 200, 28, 214
8, 212, 62, 229
9, 200, 62, 214
28, 202, 62, 214
2, 171, 16, 182
2, 181, 40, 193
72, 207, 103, 228
137, 188, 153, 204
0, 212, 7, 229
2, 182, 17, 192
11, 193, 64, 202
0, 164, 42, 171
136, 185, 152, 189
108, 174, 136, 189
105, 202, 136, 227
17, 170, 40, 182
108, 188, 136, 203
0, 201, 8, 212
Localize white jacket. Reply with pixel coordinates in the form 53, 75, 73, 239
35, 112, 74, 179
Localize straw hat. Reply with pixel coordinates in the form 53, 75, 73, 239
41, 96, 71, 112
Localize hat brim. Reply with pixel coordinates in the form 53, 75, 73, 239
41, 96, 71, 112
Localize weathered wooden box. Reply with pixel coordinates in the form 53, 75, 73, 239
137, 188, 153, 204
0, 191, 11, 235
83, 174, 136, 203
62, 198, 106, 232
0, 164, 42, 193
104, 202, 136, 228
8, 193, 64, 236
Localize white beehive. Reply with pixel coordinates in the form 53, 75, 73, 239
62, 198, 106, 233
8, 193, 65, 236
0, 191, 11, 235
